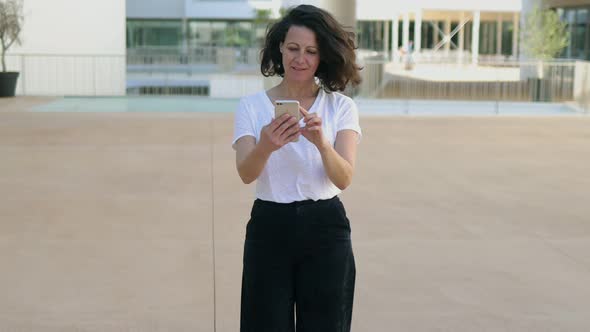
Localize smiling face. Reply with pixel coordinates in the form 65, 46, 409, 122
279, 25, 320, 83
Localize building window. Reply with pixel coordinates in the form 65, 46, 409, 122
501, 21, 514, 56
556, 6, 590, 60
127, 20, 182, 48
357, 21, 386, 52
187, 20, 259, 48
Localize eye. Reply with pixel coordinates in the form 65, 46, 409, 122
288, 47, 298, 52
307, 50, 317, 55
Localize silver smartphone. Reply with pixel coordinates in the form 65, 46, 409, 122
274, 100, 301, 142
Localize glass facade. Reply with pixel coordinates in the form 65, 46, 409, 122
501, 21, 514, 56
127, 19, 268, 49
126, 18, 518, 56
355, 19, 515, 56
556, 7, 590, 60
188, 20, 262, 47
357, 21, 387, 51
127, 20, 183, 48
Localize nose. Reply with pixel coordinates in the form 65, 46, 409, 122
294, 50, 305, 63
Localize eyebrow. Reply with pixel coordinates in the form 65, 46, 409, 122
286, 42, 318, 49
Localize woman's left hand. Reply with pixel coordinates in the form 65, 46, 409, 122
299, 106, 329, 150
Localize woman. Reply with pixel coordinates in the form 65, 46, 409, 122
232, 4, 362, 331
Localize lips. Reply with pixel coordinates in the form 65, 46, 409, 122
292, 67, 307, 71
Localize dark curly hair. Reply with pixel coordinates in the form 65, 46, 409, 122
260, 5, 362, 92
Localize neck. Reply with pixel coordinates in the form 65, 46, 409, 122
277, 79, 319, 99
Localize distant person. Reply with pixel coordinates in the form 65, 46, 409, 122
404, 40, 415, 70
231, 4, 362, 332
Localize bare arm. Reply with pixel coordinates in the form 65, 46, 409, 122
298, 106, 359, 190
235, 136, 271, 184
316, 130, 358, 190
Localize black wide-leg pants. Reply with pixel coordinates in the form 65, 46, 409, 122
240, 196, 356, 332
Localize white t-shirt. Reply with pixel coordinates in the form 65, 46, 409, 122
232, 88, 362, 203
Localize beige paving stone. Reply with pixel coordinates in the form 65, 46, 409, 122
1, 108, 590, 331
0, 96, 58, 112
352, 240, 590, 331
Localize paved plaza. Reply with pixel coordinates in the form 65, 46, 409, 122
1, 97, 589, 331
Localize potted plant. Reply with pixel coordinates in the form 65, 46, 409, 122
0, 0, 23, 97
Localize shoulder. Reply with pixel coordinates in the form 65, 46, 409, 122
237, 90, 270, 114
322, 90, 357, 111
239, 90, 267, 106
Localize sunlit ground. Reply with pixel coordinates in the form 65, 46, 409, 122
1, 97, 589, 331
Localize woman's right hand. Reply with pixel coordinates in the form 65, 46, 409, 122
258, 114, 301, 153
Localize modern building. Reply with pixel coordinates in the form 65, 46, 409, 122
543, 0, 590, 60
7, 0, 126, 96
126, 0, 522, 62
357, 0, 522, 62
126, 0, 283, 51
123, 0, 527, 97
7, 0, 588, 97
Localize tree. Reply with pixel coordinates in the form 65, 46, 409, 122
0, 0, 24, 72
253, 9, 275, 47
522, 5, 569, 60
254, 9, 273, 26
252, 8, 290, 47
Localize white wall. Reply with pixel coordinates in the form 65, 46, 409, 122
11, 0, 125, 55
7, 0, 126, 96
209, 75, 265, 98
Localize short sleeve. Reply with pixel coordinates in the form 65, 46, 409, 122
336, 99, 362, 144
232, 98, 257, 150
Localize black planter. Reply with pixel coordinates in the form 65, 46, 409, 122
0, 72, 20, 97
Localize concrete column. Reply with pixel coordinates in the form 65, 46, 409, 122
321, 0, 356, 31
415, 10, 422, 52
403, 12, 410, 51
433, 21, 439, 45
320, 0, 358, 94
512, 12, 519, 58
472, 10, 480, 64
444, 18, 451, 54
393, 14, 399, 62
497, 14, 503, 55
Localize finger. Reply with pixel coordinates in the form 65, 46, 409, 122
303, 126, 322, 132
299, 106, 309, 118
274, 116, 298, 135
269, 114, 292, 132
305, 114, 322, 124
272, 115, 296, 134
305, 117, 322, 126
280, 122, 302, 140
306, 116, 322, 123
285, 129, 301, 142
303, 113, 315, 121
